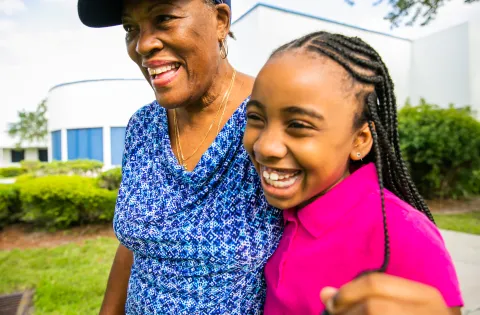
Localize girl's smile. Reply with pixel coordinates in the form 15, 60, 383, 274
259, 165, 303, 199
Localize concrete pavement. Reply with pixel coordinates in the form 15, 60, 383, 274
441, 230, 480, 315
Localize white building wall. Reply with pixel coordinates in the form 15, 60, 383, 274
48, 79, 154, 132
47, 79, 154, 168
469, 19, 480, 115
230, 5, 413, 106
229, 8, 261, 77
410, 23, 470, 108
1, 149, 9, 166
25, 148, 38, 161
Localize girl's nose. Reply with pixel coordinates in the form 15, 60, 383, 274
253, 129, 288, 162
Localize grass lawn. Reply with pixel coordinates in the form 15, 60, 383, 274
434, 211, 480, 235
0, 237, 118, 315
0, 212, 478, 314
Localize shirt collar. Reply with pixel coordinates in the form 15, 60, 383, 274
284, 163, 379, 238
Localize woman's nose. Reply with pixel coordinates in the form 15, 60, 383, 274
136, 26, 164, 57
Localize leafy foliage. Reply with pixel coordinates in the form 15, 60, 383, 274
398, 99, 480, 199
0, 185, 21, 228
346, 0, 479, 28
20, 160, 104, 177
0, 167, 27, 178
18, 176, 117, 230
97, 167, 122, 191
8, 98, 48, 147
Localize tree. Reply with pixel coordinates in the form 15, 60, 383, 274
347, 0, 479, 28
8, 99, 48, 147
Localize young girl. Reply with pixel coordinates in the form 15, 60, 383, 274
243, 31, 464, 315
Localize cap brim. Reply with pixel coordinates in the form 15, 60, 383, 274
78, 0, 123, 28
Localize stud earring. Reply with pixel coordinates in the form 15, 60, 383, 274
357, 152, 363, 162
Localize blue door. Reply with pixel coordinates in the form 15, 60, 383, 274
67, 128, 103, 162
111, 127, 127, 166
51, 130, 62, 161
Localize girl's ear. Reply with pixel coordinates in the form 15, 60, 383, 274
350, 122, 373, 161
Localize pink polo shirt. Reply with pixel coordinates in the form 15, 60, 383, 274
264, 163, 463, 314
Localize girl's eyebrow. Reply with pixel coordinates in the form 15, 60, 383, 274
282, 106, 324, 121
246, 100, 264, 110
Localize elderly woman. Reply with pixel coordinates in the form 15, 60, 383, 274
78, 0, 283, 314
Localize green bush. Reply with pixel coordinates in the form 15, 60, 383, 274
20, 160, 41, 173
14, 173, 36, 184
398, 99, 480, 199
19, 176, 117, 230
38, 160, 104, 176
97, 167, 122, 191
0, 185, 21, 228
18, 160, 104, 177
0, 167, 26, 178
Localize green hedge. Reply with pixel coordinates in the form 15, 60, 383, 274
0, 185, 21, 228
97, 167, 122, 191
399, 100, 480, 199
20, 160, 104, 177
0, 167, 26, 178
18, 176, 117, 230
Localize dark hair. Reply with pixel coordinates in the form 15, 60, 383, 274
271, 31, 435, 274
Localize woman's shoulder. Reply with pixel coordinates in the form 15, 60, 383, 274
127, 100, 163, 127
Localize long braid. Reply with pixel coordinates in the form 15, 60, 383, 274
271, 31, 435, 274
369, 119, 390, 272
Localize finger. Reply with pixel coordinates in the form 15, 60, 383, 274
320, 286, 338, 306
332, 273, 443, 309
336, 298, 409, 315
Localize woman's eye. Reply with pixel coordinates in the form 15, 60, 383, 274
123, 24, 136, 33
156, 15, 174, 24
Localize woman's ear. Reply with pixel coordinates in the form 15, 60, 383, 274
350, 122, 374, 161
215, 3, 231, 40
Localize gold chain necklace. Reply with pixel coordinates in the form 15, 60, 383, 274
173, 69, 237, 170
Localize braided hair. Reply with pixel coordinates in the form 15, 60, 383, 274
271, 31, 434, 273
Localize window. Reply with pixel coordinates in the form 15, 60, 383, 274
11, 150, 25, 163
67, 128, 103, 162
38, 149, 48, 162
111, 127, 127, 166
51, 130, 62, 161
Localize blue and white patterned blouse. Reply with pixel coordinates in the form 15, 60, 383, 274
113, 98, 284, 314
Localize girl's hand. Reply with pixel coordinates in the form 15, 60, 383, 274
320, 273, 459, 315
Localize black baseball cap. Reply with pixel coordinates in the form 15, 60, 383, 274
78, 0, 232, 28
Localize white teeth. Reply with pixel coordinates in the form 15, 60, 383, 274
263, 171, 270, 180
261, 167, 299, 188
265, 177, 296, 188
262, 169, 297, 180
148, 63, 180, 76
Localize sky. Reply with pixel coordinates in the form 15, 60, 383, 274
1, 0, 480, 132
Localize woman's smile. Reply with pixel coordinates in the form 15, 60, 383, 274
145, 61, 182, 88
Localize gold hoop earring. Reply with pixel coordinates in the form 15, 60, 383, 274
220, 39, 228, 59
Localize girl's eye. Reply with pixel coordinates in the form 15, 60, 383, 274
247, 113, 262, 121
246, 113, 265, 127
288, 121, 312, 129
